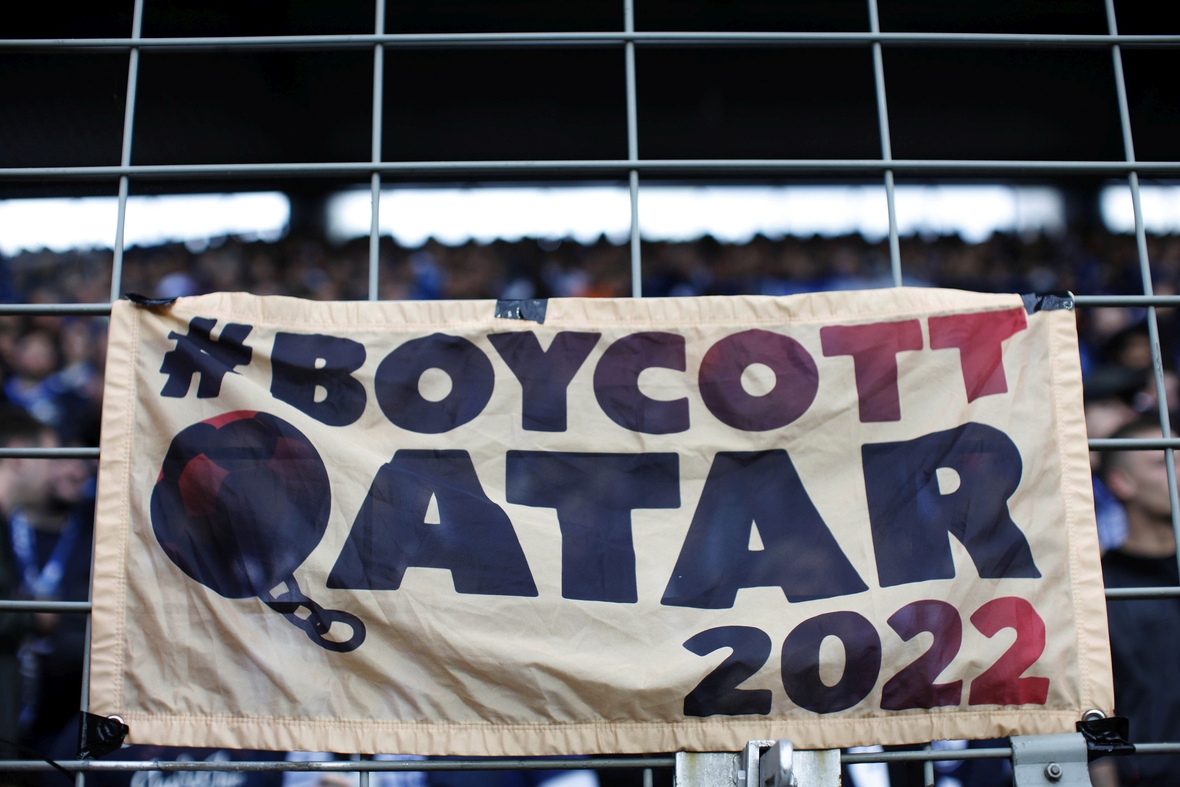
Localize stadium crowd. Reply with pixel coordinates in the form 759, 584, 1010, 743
1, 226, 1179, 787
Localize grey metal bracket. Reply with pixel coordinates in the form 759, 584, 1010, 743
674, 751, 740, 787
674, 741, 838, 787
757, 740, 797, 787
1011, 733, 1092, 786
741, 739, 776, 787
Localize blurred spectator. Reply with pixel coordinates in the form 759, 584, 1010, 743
155, 272, 200, 300
0, 409, 48, 768
3, 331, 98, 446
4, 332, 61, 426
1105, 323, 1154, 372
8, 444, 95, 763
1098, 418, 1180, 786
1085, 366, 1145, 552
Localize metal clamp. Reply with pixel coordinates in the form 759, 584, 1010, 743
1077, 715, 1135, 761
758, 740, 797, 787
1010, 733, 1090, 786
674, 741, 838, 787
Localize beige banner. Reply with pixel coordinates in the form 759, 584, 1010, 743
90, 288, 1111, 755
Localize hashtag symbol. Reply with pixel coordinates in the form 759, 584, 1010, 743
159, 317, 254, 398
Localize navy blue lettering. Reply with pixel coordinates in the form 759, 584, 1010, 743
328, 450, 537, 596
781, 611, 882, 713
662, 451, 867, 608
374, 334, 494, 434
270, 332, 367, 426
160, 317, 253, 398
593, 332, 689, 434
488, 331, 600, 432
698, 329, 818, 431
506, 452, 679, 602
683, 626, 773, 717
861, 422, 1040, 587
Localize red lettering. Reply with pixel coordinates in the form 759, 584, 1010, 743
928, 308, 1027, 403
820, 320, 922, 422
968, 597, 1049, 706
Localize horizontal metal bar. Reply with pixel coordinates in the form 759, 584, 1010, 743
0, 303, 112, 316
0, 447, 100, 459
3, 159, 1180, 181
0, 758, 675, 773
10, 745, 1180, 772
0, 297, 1166, 315
0, 298, 1159, 315
3, 32, 1180, 52
843, 743, 1180, 763
1105, 586, 1180, 599
1074, 295, 1180, 307
842, 748, 1011, 764
1073, 294, 1179, 307
1089, 438, 1180, 450
0, 600, 91, 612
1133, 743, 1180, 754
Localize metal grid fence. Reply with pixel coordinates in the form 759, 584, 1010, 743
1, 0, 1179, 782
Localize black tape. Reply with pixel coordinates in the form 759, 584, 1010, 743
125, 293, 178, 308
1021, 291, 1074, 315
1077, 716, 1135, 761
495, 299, 548, 324
77, 711, 130, 760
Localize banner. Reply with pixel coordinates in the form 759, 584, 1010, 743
90, 288, 1111, 755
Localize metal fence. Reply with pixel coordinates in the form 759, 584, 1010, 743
1, 0, 1179, 783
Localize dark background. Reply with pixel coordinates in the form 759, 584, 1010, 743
2, 0, 1179, 229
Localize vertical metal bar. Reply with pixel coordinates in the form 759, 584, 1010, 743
368, 0, 386, 302
363, 0, 383, 755
85, 1, 145, 782
1105, 0, 1180, 565
109, 0, 145, 302
867, 0, 902, 287
922, 745, 934, 787
624, 0, 642, 298
75, 616, 92, 787
629, 170, 640, 297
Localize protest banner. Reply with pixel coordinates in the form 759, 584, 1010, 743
90, 288, 1111, 755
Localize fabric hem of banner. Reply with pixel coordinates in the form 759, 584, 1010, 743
1046, 299, 1115, 715
108, 709, 1088, 756
143, 289, 1032, 333
88, 300, 140, 716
